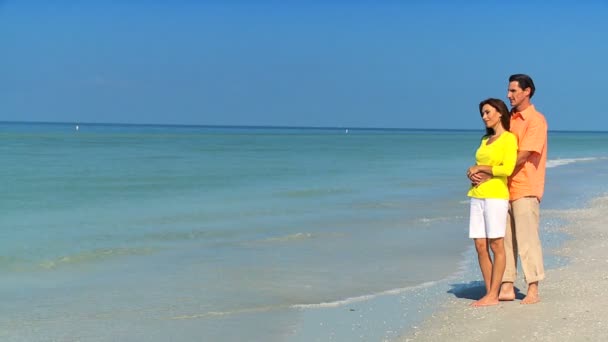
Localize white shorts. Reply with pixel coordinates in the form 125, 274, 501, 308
469, 198, 509, 239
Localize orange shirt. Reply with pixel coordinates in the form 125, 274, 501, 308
508, 104, 548, 201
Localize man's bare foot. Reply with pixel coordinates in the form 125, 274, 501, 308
471, 295, 499, 307
521, 294, 540, 304
521, 282, 540, 304
498, 283, 515, 301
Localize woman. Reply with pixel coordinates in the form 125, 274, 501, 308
466, 98, 517, 307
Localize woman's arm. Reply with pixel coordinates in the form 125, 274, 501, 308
467, 134, 518, 181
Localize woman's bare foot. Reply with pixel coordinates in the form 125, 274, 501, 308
471, 295, 499, 307
498, 282, 515, 301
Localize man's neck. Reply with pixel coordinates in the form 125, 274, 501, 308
514, 102, 532, 113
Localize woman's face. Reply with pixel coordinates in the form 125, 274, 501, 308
480, 104, 502, 130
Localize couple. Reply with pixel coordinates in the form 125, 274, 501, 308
467, 74, 547, 307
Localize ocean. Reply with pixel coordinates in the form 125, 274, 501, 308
2, 122, 608, 341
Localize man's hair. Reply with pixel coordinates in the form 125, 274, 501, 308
509, 74, 536, 98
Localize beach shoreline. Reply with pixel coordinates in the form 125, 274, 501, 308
396, 194, 608, 341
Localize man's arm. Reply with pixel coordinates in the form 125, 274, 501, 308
469, 150, 532, 185
515, 150, 532, 168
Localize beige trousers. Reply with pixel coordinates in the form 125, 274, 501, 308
503, 197, 545, 284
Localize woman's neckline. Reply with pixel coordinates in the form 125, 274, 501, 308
486, 131, 505, 145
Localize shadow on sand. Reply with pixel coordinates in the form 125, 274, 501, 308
447, 281, 525, 300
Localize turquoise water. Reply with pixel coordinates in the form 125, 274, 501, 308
2, 122, 608, 341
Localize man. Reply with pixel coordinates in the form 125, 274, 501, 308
470, 74, 547, 304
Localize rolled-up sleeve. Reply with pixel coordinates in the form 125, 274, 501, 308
519, 115, 547, 154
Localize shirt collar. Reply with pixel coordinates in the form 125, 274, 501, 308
512, 104, 535, 119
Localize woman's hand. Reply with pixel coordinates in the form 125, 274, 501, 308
467, 166, 491, 186
467, 166, 479, 178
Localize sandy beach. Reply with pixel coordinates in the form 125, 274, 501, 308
397, 195, 608, 341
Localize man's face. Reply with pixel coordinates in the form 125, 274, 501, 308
507, 81, 530, 110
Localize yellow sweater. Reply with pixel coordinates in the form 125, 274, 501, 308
467, 132, 518, 199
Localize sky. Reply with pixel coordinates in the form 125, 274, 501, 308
1, 0, 607, 131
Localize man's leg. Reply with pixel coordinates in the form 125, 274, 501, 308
512, 197, 545, 304
499, 203, 517, 301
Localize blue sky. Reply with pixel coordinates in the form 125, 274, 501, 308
1, 1, 607, 130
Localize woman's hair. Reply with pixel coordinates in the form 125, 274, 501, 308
479, 98, 511, 136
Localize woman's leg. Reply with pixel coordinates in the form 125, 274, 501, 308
473, 238, 492, 294
488, 237, 506, 299
472, 237, 505, 307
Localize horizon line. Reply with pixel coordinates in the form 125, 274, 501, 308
1, 120, 606, 134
